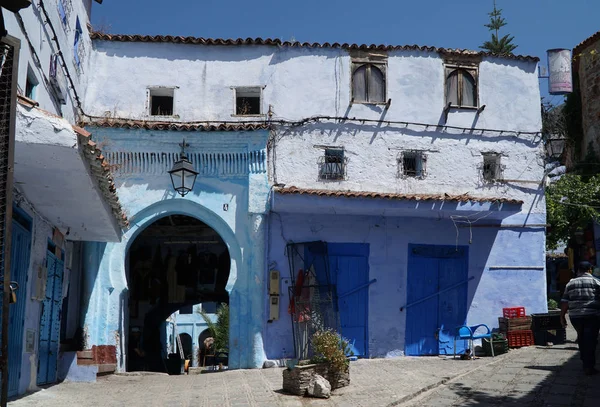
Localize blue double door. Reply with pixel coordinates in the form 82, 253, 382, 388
7, 214, 32, 398
37, 249, 65, 386
405, 245, 469, 356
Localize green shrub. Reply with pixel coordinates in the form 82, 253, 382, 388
310, 329, 351, 373
548, 298, 559, 310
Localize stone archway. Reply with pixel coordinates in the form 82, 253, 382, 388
81, 199, 269, 372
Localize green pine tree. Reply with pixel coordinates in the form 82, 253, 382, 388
480, 1, 518, 55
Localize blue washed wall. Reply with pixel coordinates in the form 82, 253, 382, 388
266, 210, 546, 359
80, 128, 270, 370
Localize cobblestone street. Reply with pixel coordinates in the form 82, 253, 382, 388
8, 327, 600, 407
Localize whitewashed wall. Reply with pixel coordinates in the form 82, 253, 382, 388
87, 41, 544, 213
5, 0, 94, 123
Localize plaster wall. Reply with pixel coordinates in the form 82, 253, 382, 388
79, 128, 270, 370
577, 41, 600, 160
266, 211, 547, 359
86, 42, 541, 133
5, 0, 95, 123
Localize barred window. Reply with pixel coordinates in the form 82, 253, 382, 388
398, 151, 426, 178
319, 149, 345, 180
482, 153, 502, 182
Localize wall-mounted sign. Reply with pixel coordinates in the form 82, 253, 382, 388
25, 329, 35, 353
548, 49, 573, 95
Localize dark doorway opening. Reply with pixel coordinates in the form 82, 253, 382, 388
126, 215, 230, 372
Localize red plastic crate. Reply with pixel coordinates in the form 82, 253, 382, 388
507, 330, 534, 348
503, 307, 526, 319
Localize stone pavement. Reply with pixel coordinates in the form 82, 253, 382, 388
404, 326, 600, 407
8, 326, 600, 407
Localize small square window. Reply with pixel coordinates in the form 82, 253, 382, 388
399, 151, 426, 178
149, 88, 175, 116
319, 148, 345, 180
482, 153, 502, 182
235, 87, 262, 115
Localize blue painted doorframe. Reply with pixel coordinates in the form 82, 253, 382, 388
327, 244, 369, 357
37, 247, 65, 386
8, 210, 32, 397
405, 245, 468, 356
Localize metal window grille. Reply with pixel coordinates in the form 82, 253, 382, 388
286, 243, 339, 361
398, 151, 426, 178
58, 0, 73, 28
319, 149, 345, 180
482, 154, 503, 182
0, 38, 19, 406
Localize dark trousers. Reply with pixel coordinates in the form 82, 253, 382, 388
570, 316, 600, 370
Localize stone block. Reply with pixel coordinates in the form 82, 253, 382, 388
307, 374, 331, 398
263, 360, 277, 368
282, 363, 349, 396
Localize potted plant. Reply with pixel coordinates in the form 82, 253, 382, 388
282, 329, 351, 396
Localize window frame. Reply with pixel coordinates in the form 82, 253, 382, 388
231, 86, 265, 117
318, 148, 347, 181
481, 153, 504, 183
444, 65, 479, 109
397, 150, 427, 179
147, 86, 177, 117
350, 51, 388, 105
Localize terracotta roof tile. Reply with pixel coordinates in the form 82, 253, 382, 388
275, 186, 523, 205
90, 32, 539, 62
574, 30, 600, 57
84, 119, 271, 132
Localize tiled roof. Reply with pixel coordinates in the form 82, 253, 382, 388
275, 186, 524, 205
84, 119, 271, 132
574, 30, 600, 56
73, 127, 129, 228
90, 33, 539, 62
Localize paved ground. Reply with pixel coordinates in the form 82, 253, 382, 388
9, 326, 600, 407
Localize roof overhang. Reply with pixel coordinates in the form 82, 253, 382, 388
14, 98, 127, 242
272, 187, 523, 220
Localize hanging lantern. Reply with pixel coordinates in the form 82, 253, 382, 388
169, 139, 198, 197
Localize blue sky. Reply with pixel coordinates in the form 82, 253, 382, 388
92, 0, 600, 103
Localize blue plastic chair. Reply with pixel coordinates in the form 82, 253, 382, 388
453, 324, 494, 359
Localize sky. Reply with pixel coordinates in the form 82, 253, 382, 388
92, 0, 600, 104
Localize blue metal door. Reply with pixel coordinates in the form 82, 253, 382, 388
7, 220, 32, 397
37, 250, 64, 385
405, 245, 468, 356
328, 244, 369, 357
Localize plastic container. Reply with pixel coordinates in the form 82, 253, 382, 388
533, 328, 567, 346
503, 307, 526, 319
531, 312, 562, 331
482, 337, 509, 356
507, 330, 534, 348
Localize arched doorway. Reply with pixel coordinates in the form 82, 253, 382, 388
198, 329, 212, 367
126, 215, 230, 372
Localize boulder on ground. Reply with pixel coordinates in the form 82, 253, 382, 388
307, 374, 331, 398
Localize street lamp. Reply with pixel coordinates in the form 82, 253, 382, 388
169, 139, 198, 197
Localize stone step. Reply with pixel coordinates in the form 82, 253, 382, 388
77, 350, 94, 360
97, 364, 117, 374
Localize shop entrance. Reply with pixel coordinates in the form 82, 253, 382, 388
126, 215, 230, 372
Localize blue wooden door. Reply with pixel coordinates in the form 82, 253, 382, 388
37, 251, 64, 385
405, 245, 468, 356
328, 244, 369, 357
8, 220, 32, 397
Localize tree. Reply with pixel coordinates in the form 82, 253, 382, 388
480, 1, 518, 55
198, 303, 229, 353
546, 173, 600, 250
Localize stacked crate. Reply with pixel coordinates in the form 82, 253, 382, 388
499, 307, 534, 348
532, 312, 565, 345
